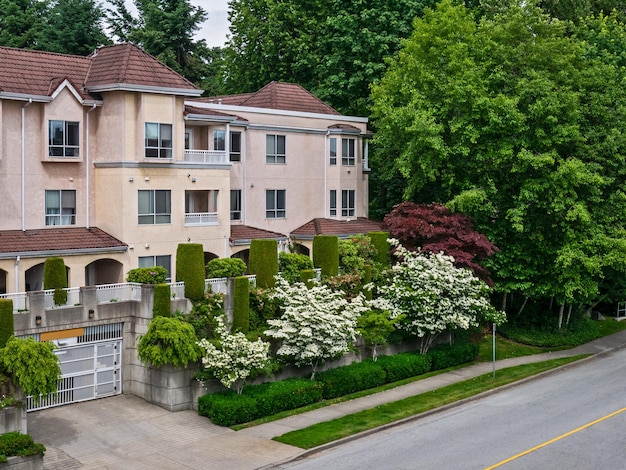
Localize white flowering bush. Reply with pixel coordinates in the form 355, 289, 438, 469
265, 277, 370, 379
197, 316, 270, 394
372, 239, 506, 354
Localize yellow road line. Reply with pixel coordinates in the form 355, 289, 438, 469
485, 407, 626, 470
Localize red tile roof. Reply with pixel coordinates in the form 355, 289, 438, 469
290, 218, 382, 239
0, 227, 127, 257
191, 82, 340, 115
0, 43, 200, 100
184, 105, 247, 122
230, 225, 287, 245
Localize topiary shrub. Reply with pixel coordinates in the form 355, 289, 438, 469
43, 257, 67, 306
249, 239, 278, 288
0, 432, 45, 463
198, 391, 258, 426
246, 378, 323, 417
367, 231, 391, 267
0, 300, 14, 348
312, 235, 339, 278
176, 243, 205, 301
299, 269, 316, 289
153, 284, 171, 317
137, 316, 202, 368
206, 258, 247, 278
316, 361, 387, 399
126, 266, 168, 284
232, 276, 250, 333
376, 353, 432, 383
278, 252, 313, 284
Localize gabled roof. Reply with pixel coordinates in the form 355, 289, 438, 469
0, 227, 127, 258
290, 218, 382, 239
230, 225, 288, 246
192, 81, 341, 115
0, 43, 201, 102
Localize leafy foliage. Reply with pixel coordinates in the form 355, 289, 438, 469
312, 235, 339, 278
249, 239, 278, 288
152, 283, 171, 317
175, 243, 205, 301
0, 0, 48, 48
0, 300, 14, 348
126, 266, 168, 284
338, 234, 378, 276
137, 316, 202, 368
0, 432, 45, 462
278, 252, 314, 284
43, 257, 67, 306
206, 258, 247, 279
357, 309, 401, 360
232, 276, 250, 333
186, 293, 224, 339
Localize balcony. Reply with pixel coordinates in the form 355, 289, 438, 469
183, 150, 228, 165
185, 212, 218, 226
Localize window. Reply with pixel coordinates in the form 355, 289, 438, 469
342, 138, 355, 166
266, 190, 286, 218
213, 129, 225, 151
45, 190, 76, 225
230, 131, 242, 162
49, 120, 79, 157
266, 134, 286, 164
185, 190, 218, 213
184, 129, 193, 150
138, 190, 171, 224
145, 123, 172, 158
330, 190, 337, 217
139, 255, 171, 281
329, 138, 337, 166
342, 190, 355, 217
230, 190, 242, 220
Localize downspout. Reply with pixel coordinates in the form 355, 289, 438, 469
242, 128, 247, 225
85, 104, 97, 228
21, 98, 32, 231
14, 256, 20, 294
324, 131, 329, 217
363, 138, 369, 218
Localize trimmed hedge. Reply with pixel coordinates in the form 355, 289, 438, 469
176, 243, 206, 301
367, 231, 391, 267
198, 391, 257, 427
126, 266, 168, 284
249, 239, 278, 288
0, 432, 45, 463
43, 257, 67, 306
299, 269, 316, 288
316, 361, 387, 399
376, 353, 432, 383
232, 276, 250, 333
206, 258, 247, 279
312, 235, 339, 278
246, 379, 323, 418
153, 284, 171, 317
0, 299, 14, 348
428, 342, 479, 371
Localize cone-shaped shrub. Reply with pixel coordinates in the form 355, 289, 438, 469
153, 284, 171, 317
299, 269, 316, 289
367, 232, 391, 267
0, 299, 14, 347
232, 276, 250, 333
43, 257, 67, 306
312, 235, 339, 277
249, 239, 278, 288
176, 243, 205, 301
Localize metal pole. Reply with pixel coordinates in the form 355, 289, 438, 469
492, 322, 496, 379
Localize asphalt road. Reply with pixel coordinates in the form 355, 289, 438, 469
278, 348, 626, 470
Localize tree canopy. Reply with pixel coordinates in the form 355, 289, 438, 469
371, 0, 626, 319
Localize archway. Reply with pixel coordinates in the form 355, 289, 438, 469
85, 259, 124, 286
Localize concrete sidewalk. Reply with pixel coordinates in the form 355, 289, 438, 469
28, 329, 626, 470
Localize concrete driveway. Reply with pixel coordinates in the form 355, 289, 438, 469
28, 394, 300, 470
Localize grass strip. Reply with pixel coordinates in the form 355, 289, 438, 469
274, 355, 586, 449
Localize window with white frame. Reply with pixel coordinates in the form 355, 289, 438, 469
329, 137, 337, 166
230, 190, 242, 220
145, 123, 172, 158
341, 138, 355, 166
266, 189, 286, 218
230, 131, 242, 162
330, 189, 337, 216
266, 134, 286, 164
138, 255, 171, 281
45, 190, 76, 225
342, 189, 355, 217
138, 190, 171, 224
214, 129, 225, 151
48, 120, 79, 157
185, 190, 218, 213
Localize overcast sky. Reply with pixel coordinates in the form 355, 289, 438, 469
196, 0, 230, 47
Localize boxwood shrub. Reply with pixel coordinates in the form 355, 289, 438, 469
198, 391, 258, 427
245, 378, 323, 417
176, 243, 205, 301
0, 299, 14, 348
428, 342, 479, 371
367, 231, 391, 267
312, 235, 339, 278
376, 353, 432, 383
316, 360, 387, 399
249, 239, 278, 288
0, 432, 45, 463
206, 258, 247, 279
232, 276, 250, 333
43, 257, 67, 306
152, 283, 171, 317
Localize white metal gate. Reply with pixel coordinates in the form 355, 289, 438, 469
27, 323, 123, 411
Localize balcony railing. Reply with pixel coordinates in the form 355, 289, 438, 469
185, 212, 218, 226
184, 150, 228, 164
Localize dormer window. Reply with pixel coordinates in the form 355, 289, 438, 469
49, 120, 79, 157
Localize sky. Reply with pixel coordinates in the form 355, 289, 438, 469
195, 0, 230, 47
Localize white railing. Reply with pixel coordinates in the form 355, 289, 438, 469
95, 282, 142, 303
44, 287, 81, 309
314, 268, 321, 280
184, 150, 228, 164
184, 212, 218, 226
0, 292, 28, 312
169, 281, 185, 299
205, 277, 228, 294
247, 275, 256, 287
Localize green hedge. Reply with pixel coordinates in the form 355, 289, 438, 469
249, 239, 278, 288
176, 243, 205, 301
153, 284, 171, 317
206, 258, 247, 279
367, 232, 390, 267
427, 342, 479, 371
126, 266, 168, 284
43, 257, 67, 306
0, 432, 45, 463
246, 379, 323, 418
0, 299, 14, 348
279, 252, 314, 284
375, 353, 432, 383
312, 235, 339, 278
232, 276, 250, 333
198, 391, 257, 427
299, 269, 316, 288
316, 361, 387, 399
